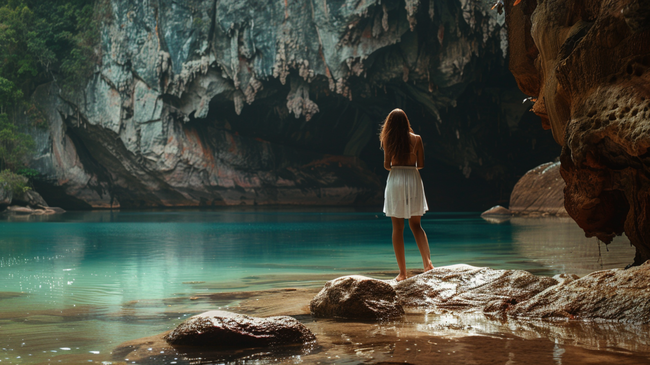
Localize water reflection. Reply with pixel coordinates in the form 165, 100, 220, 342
509, 217, 635, 275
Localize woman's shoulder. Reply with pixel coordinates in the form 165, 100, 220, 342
409, 133, 422, 141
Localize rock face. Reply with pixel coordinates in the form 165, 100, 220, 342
393, 264, 558, 313
164, 310, 315, 347
509, 261, 650, 323
22, 0, 559, 209
310, 275, 404, 319
505, 0, 650, 264
509, 161, 566, 216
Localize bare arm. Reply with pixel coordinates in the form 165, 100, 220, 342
417, 135, 424, 169
383, 148, 391, 171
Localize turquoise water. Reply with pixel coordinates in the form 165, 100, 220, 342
0, 209, 637, 364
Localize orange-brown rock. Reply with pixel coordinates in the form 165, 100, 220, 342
505, 0, 650, 265
509, 162, 567, 216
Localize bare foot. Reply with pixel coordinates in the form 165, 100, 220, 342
423, 263, 434, 272
395, 274, 408, 282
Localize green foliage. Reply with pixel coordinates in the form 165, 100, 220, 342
0, 0, 103, 172
0, 0, 102, 113
0, 112, 34, 171
0, 169, 30, 195
16, 166, 39, 179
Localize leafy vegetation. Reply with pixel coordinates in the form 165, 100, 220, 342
0, 168, 30, 195
0, 0, 103, 173
0, 112, 34, 171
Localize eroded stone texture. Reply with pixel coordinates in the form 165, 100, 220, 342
164, 310, 315, 347
23, 0, 552, 209
509, 161, 566, 216
508, 261, 650, 323
393, 264, 558, 314
505, 0, 650, 264
310, 275, 404, 319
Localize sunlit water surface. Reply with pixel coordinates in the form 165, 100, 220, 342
0, 209, 643, 364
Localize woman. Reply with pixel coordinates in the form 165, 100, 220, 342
380, 108, 434, 281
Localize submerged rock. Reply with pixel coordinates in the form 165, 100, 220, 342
393, 264, 557, 314
310, 275, 404, 320
164, 310, 315, 347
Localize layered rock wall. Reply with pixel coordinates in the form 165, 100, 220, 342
26, 0, 555, 209
506, 0, 650, 264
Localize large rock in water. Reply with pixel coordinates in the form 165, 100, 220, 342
505, 0, 650, 265
393, 264, 558, 313
508, 261, 650, 323
313, 265, 650, 323
508, 161, 566, 216
310, 275, 404, 320
22, 0, 559, 209
164, 310, 315, 347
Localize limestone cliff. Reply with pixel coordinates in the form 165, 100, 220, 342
505, 0, 650, 264
26, 0, 556, 209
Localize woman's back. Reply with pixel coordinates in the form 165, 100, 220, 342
386, 133, 424, 169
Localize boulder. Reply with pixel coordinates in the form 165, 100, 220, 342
480, 205, 512, 223
13, 190, 49, 208
480, 205, 512, 216
509, 162, 566, 217
164, 310, 315, 348
393, 264, 557, 315
310, 275, 404, 320
508, 261, 650, 323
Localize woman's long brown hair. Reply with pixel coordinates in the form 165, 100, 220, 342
379, 109, 413, 165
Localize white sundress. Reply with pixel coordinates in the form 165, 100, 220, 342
383, 165, 428, 219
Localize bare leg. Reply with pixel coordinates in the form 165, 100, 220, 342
409, 216, 434, 272
391, 217, 407, 281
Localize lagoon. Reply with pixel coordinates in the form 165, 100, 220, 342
0, 209, 645, 364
